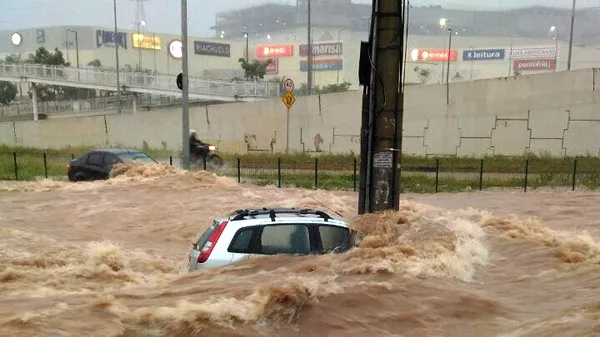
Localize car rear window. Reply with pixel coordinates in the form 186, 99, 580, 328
318, 225, 350, 253
195, 220, 220, 247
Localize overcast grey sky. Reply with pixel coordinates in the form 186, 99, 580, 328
0, 0, 597, 36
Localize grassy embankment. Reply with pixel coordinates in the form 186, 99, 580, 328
1, 145, 599, 192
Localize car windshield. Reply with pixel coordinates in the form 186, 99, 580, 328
118, 152, 156, 164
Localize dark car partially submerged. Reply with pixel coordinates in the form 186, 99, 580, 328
67, 149, 157, 182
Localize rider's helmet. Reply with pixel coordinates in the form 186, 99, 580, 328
189, 129, 197, 137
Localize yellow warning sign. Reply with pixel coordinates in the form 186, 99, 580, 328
282, 90, 296, 109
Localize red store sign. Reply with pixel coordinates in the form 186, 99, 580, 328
258, 58, 279, 74
256, 44, 294, 58
513, 58, 556, 71
411, 48, 457, 61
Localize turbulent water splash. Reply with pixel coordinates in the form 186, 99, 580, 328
0, 165, 599, 336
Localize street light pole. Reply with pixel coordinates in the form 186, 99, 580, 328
181, 0, 191, 170
439, 18, 451, 84
113, 0, 122, 114
551, 26, 558, 71
336, 28, 343, 84
446, 28, 452, 104
64, 30, 70, 63
554, 35, 558, 72
567, 0, 576, 70
244, 32, 249, 61
402, 0, 411, 90
307, 0, 313, 95
67, 29, 80, 78
137, 22, 142, 70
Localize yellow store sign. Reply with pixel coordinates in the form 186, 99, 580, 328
132, 33, 162, 50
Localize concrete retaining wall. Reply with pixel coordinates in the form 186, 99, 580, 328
1, 68, 599, 157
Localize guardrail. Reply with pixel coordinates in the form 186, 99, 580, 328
0, 63, 281, 100
0, 94, 220, 117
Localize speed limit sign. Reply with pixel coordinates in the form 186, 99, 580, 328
283, 78, 295, 92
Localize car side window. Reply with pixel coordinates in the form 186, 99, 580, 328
104, 154, 120, 165
87, 152, 103, 166
319, 225, 350, 253
259, 224, 310, 255
228, 228, 254, 253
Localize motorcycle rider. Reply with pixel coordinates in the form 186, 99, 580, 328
189, 129, 208, 158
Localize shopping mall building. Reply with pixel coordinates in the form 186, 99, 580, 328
2, 1, 600, 89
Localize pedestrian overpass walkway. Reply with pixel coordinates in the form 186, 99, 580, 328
0, 63, 281, 102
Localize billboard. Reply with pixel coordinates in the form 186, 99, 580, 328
510, 47, 556, 59
513, 58, 556, 71
411, 48, 457, 61
299, 42, 343, 56
258, 59, 279, 74
96, 30, 127, 49
463, 49, 505, 61
300, 59, 343, 72
256, 44, 294, 58
194, 41, 231, 57
132, 33, 161, 50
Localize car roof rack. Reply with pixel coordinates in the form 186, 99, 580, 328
230, 207, 332, 222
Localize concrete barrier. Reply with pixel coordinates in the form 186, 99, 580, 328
1, 68, 599, 157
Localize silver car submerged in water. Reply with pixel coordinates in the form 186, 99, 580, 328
187, 207, 355, 272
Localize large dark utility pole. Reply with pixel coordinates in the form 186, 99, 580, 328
307, 0, 313, 95
358, 0, 405, 214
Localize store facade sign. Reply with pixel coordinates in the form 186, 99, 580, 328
510, 47, 556, 59
411, 48, 457, 61
513, 58, 556, 71
96, 30, 127, 49
168, 39, 183, 59
132, 33, 161, 50
299, 42, 343, 56
194, 41, 231, 57
300, 58, 343, 72
463, 48, 505, 61
256, 44, 294, 58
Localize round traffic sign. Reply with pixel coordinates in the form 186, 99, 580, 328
283, 78, 295, 92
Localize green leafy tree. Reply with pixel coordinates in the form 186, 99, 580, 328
1, 53, 24, 105
0, 81, 18, 105
26, 47, 70, 66
413, 66, 431, 84
4, 53, 25, 64
238, 58, 271, 81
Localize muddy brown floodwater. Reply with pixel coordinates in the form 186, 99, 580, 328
0, 164, 599, 337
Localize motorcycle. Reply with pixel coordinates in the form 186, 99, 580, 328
189, 144, 224, 169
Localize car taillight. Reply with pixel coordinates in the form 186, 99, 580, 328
197, 220, 228, 263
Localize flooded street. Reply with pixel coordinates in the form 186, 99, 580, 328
0, 165, 599, 337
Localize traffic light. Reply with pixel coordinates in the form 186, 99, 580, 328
176, 72, 183, 90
